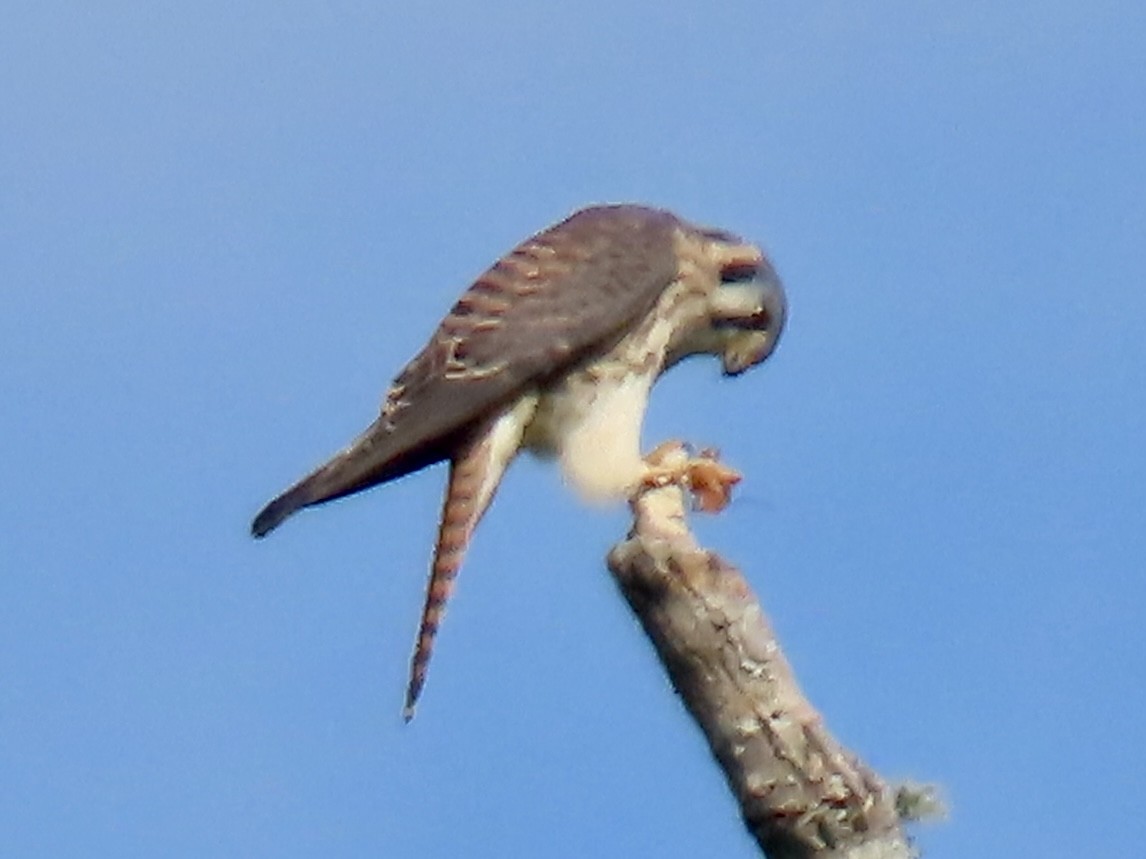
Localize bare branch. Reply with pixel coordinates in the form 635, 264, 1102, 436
608, 444, 931, 858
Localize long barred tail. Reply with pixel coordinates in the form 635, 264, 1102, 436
403, 425, 510, 720
402, 462, 476, 720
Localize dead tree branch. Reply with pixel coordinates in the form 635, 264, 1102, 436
607, 445, 932, 858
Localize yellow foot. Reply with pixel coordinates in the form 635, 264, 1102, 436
642, 442, 742, 513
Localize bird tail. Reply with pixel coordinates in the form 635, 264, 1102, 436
402, 418, 517, 720
251, 418, 413, 538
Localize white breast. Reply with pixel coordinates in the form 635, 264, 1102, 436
550, 371, 655, 501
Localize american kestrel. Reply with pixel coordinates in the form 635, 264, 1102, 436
252, 204, 786, 719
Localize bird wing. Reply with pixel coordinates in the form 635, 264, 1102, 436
251, 205, 680, 537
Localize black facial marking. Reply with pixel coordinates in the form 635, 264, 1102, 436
719, 261, 760, 284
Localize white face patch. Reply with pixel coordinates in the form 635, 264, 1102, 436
710, 282, 764, 317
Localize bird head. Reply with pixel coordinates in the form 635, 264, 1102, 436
688, 227, 787, 376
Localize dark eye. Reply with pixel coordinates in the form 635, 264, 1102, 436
720, 262, 759, 284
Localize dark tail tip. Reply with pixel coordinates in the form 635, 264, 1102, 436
250, 489, 306, 538
403, 673, 424, 722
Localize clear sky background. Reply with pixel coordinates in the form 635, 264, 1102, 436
2, 3, 1143, 857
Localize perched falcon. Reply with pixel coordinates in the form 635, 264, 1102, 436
252, 204, 786, 719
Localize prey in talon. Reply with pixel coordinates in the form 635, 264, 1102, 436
251, 204, 787, 718
641, 442, 742, 513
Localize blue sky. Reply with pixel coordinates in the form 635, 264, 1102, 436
2, 3, 1143, 856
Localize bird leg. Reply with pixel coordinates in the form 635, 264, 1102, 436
641, 441, 742, 513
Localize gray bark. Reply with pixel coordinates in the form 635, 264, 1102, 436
608, 445, 933, 858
